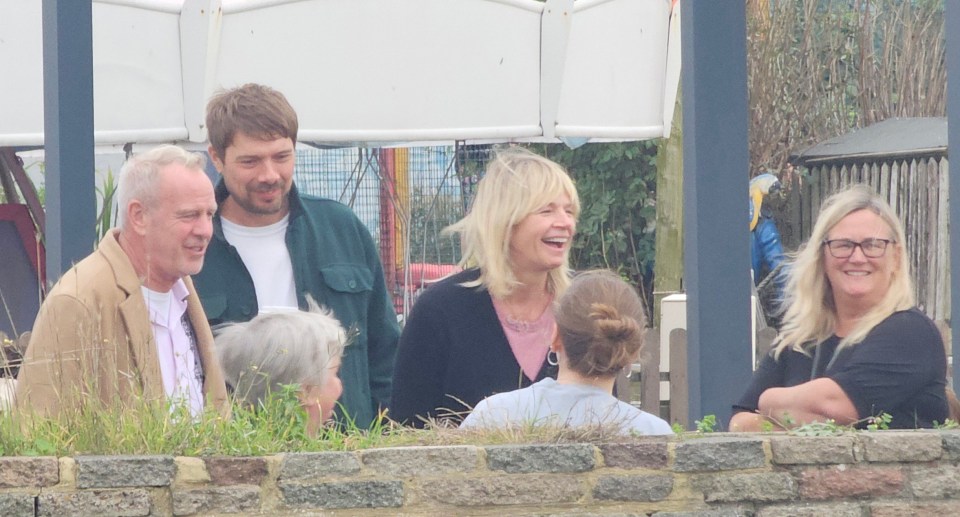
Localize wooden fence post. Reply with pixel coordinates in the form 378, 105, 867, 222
669, 328, 688, 429
641, 328, 661, 416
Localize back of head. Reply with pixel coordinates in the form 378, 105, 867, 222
215, 298, 346, 406
116, 145, 207, 229
777, 184, 913, 351
446, 147, 581, 298
555, 270, 646, 377
205, 83, 299, 159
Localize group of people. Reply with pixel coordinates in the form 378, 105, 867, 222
7, 82, 955, 435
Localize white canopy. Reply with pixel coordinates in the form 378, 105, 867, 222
0, 0, 679, 147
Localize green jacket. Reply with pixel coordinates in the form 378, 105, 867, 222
193, 182, 400, 428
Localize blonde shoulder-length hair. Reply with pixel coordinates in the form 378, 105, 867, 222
443, 147, 580, 299
774, 184, 914, 357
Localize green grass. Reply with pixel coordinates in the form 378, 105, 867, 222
0, 385, 664, 457
1, 385, 397, 457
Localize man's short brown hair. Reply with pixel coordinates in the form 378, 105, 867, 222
205, 83, 299, 159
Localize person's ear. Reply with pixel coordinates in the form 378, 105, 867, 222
550, 326, 564, 353
127, 200, 149, 236
208, 145, 224, 173
298, 389, 322, 438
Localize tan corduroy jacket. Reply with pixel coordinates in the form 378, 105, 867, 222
16, 231, 229, 417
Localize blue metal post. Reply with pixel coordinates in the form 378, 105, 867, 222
42, 0, 96, 281
947, 2, 960, 393
680, 0, 752, 428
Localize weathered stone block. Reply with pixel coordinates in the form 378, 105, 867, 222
756, 502, 862, 517
870, 501, 960, 517
673, 437, 766, 472
542, 513, 647, 517
278, 452, 360, 481
361, 445, 480, 476
204, 457, 268, 486
0, 493, 35, 517
485, 444, 595, 473
769, 435, 855, 465
652, 509, 751, 517
37, 489, 151, 517
420, 474, 583, 506
172, 485, 261, 515
696, 472, 796, 503
174, 457, 209, 484
599, 442, 669, 469
939, 430, 960, 461
0, 456, 59, 488
907, 465, 960, 499
280, 480, 402, 509
593, 474, 673, 501
581, 514, 651, 517
858, 432, 941, 462
799, 465, 902, 500
75, 455, 175, 489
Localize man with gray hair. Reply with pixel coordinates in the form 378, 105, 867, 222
16, 145, 229, 418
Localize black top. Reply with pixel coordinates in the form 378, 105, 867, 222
390, 269, 557, 427
733, 308, 947, 429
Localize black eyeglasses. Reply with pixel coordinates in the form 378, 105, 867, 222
822, 238, 894, 259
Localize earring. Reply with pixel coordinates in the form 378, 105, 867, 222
624, 364, 633, 379
547, 350, 559, 366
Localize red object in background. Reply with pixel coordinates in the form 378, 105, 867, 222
392, 263, 460, 314
406, 263, 460, 286
0, 204, 45, 285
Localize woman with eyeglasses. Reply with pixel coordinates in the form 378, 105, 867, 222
730, 185, 949, 431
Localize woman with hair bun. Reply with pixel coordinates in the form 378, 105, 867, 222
460, 270, 672, 435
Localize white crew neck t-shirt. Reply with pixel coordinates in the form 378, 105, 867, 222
221, 214, 299, 312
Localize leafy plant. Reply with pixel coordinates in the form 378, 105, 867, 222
791, 419, 846, 437
694, 414, 717, 433
787, 412, 895, 436
95, 167, 118, 240
865, 412, 892, 432
933, 419, 959, 430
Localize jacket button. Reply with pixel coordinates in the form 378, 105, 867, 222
241, 305, 251, 316
348, 280, 357, 289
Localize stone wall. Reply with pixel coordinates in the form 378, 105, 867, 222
2, 431, 960, 516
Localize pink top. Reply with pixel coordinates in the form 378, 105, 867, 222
491, 297, 555, 381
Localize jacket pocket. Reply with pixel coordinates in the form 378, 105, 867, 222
320, 264, 374, 294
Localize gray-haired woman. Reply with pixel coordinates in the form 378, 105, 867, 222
216, 298, 347, 435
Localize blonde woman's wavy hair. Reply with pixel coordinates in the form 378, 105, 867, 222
774, 184, 913, 357
443, 147, 580, 299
